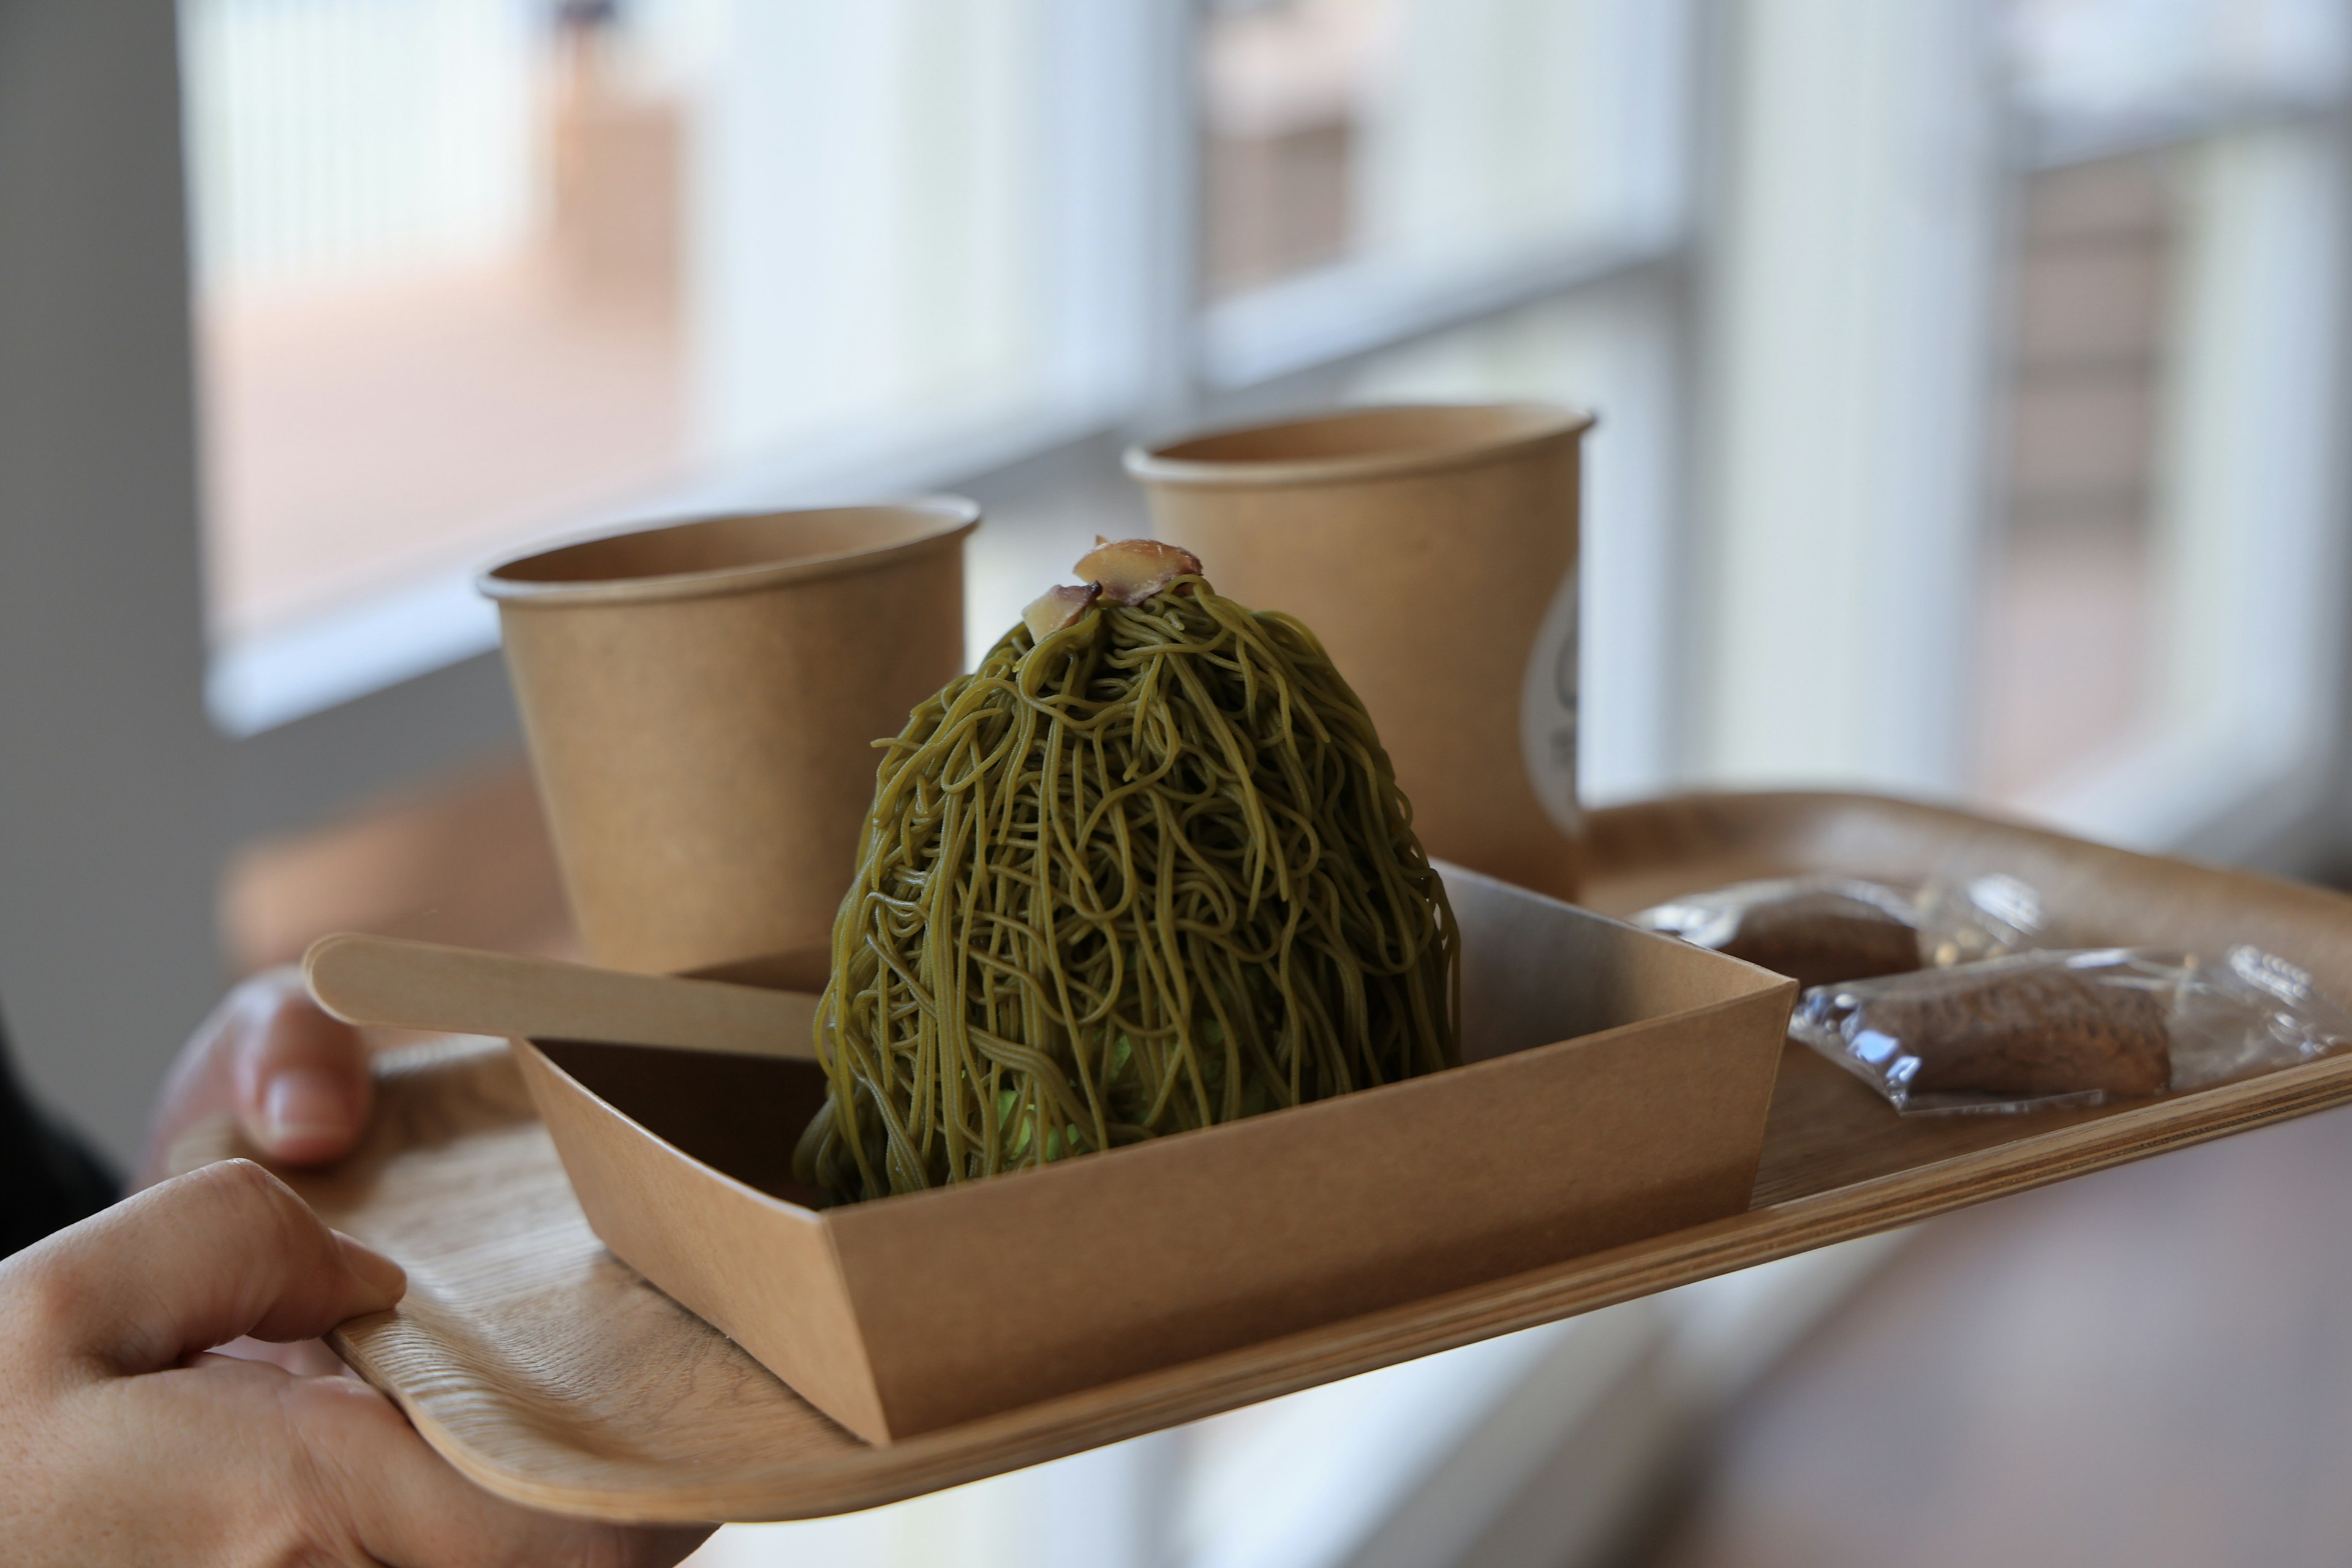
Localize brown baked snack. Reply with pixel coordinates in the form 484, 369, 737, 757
1866, 968, 2171, 1099
1719, 894, 1924, 988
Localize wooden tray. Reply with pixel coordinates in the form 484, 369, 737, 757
188, 791, 2352, 1523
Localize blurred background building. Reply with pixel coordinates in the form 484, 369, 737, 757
5, 0, 2352, 1562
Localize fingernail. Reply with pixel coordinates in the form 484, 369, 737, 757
334, 1231, 407, 1300
263, 1068, 353, 1149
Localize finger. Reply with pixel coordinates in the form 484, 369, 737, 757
227, 973, 374, 1167
15, 1160, 403, 1378
143, 970, 374, 1185
281, 1371, 713, 1567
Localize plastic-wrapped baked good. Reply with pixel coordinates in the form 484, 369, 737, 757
1714, 892, 1921, 988
1855, 965, 2169, 1099
1794, 946, 2352, 1114
1635, 873, 2041, 989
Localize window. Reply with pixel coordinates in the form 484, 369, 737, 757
1975, 151, 2173, 804
1687, 0, 2352, 867
1199, 0, 1690, 386
1980, 0, 2352, 848
184, 0, 1139, 730
183, 0, 1689, 734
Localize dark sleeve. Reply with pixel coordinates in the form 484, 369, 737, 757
1, 1012, 121, 1259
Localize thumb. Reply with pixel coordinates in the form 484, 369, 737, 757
142, 970, 374, 1185
228, 972, 373, 1166
18, 1159, 403, 1378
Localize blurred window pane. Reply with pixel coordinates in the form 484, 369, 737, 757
183, 0, 1088, 647
2010, 0, 2351, 155
1199, 0, 1389, 292
1974, 152, 2171, 801
1975, 113, 2351, 839
1199, 0, 1687, 301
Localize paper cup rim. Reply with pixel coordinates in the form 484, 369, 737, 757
1122, 403, 1595, 489
477, 498, 981, 608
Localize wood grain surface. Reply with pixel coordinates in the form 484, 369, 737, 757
175, 791, 2352, 1523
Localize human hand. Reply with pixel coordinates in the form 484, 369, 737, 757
141, 967, 374, 1188
0, 1158, 709, 1566
141, 968, 388, 1375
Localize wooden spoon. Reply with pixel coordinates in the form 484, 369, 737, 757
303, 933, 821, 1060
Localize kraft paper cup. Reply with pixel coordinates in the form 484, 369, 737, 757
1125, 404, 1591, 900
480, 500, 979, 975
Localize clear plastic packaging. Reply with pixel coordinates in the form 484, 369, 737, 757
1634, 873, 2043, 987
1913, 873, 2044, 966
1791, 946, 2352, 1114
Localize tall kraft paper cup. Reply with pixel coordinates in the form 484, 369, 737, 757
1125, 405, 1591, 899
480, 499, 979, 975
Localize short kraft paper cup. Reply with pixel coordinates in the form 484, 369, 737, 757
480, 500, 979, 975
1125, 404, 1592, 900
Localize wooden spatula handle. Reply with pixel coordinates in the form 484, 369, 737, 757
303, 933, 821, 1060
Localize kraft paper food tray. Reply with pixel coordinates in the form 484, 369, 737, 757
168, 791, 2352, 1524
511, 862, 1795, 1444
